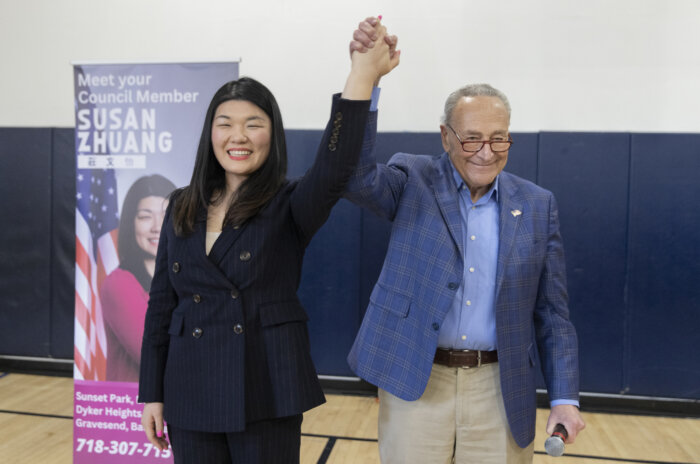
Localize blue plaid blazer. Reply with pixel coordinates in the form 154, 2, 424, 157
345, 119, 579, 448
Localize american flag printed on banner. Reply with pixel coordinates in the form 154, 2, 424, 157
74, 168, 120, 380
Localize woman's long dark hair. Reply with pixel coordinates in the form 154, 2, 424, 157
118, 174, 176, 291
172, 77, 288, 236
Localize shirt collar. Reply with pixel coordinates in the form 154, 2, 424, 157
447, 155, 500, 205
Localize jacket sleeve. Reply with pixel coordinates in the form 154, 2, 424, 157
289, 94, 371, 245
343, 105, 408, 221
534, 193, 580, 402
138, 203, 178, 403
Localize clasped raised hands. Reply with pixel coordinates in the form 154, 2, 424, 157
351, 16, 400, 81
342, 16, 400, 100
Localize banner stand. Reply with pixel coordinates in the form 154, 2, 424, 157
73, 61, 238, 463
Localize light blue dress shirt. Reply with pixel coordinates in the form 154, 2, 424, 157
437, 157, 500, 351
438, 156, 578, 408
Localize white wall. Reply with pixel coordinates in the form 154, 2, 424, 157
1, 0, 698, 132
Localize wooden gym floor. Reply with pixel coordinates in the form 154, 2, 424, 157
1, 372, 699, 463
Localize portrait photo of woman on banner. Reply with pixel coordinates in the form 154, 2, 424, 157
101, 174, 176, 382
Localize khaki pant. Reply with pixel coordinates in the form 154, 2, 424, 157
378, 362, 534, 464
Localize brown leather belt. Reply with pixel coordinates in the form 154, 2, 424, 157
434, 348, 498, 368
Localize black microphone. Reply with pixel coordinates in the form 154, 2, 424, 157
544, 423, 568, 457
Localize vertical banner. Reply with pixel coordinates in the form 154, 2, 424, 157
73, 61, 238, 463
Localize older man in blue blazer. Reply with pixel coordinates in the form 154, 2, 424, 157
344, 82, 585, 463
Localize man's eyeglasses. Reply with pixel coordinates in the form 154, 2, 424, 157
446, 125, 513, 153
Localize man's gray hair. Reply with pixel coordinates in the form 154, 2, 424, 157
441, 84, 511, 125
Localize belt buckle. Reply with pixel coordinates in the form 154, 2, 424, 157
459, 349, 481, 369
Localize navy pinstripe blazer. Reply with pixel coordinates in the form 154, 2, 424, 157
345, 116, 579, 448
138, 96, 371, 433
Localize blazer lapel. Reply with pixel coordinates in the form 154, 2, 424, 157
207, 223, 246, 267
495, 173, 523, 297
431, 153, 464, 258
190, 216, 240, 288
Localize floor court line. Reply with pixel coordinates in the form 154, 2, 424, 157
1, 373, 697, 464
3, 409, 691, 464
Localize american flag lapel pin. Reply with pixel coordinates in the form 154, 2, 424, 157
511, 209, 522, 217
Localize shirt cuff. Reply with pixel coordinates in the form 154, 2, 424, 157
370, 86, 381, 111
550, 399, 580, 408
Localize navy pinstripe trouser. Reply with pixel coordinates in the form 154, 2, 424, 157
168, 414, 302, 464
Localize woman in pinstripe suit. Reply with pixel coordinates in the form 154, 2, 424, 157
138, 19, 399, 464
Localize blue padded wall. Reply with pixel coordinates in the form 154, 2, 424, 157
626, 134, 700, 398
538, 132, 630, 394
50, 129, 77, 358
1, 127, 699, 401
287, 130, 363, 376
0, 128, 53, 357
505, 132, 538, 183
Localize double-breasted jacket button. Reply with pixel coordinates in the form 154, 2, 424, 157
239, 251, 251, 261
328, 113, 341, 151
233, 324, 244, 334
192, 327, 203, 338
230, 289, 239, 299
172, 262, 181, 273
193, 294, 201, 303
332, 123, 341, 139
447, 282, 459, 290
432, 322, 440, 331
